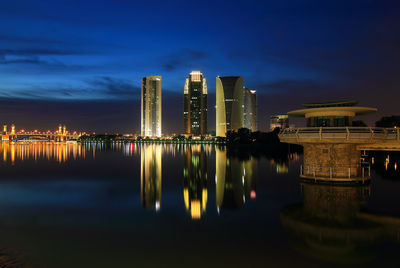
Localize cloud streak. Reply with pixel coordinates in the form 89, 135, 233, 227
163, 49, 210, 71
86, 77, 141, 99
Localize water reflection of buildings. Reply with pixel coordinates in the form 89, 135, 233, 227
269, 153, 300, 174
140, 144, 162, 211
183, 145, 207, 219
280, 182, 400, 264
216, 149, 256, 211
370, 153, 400, 180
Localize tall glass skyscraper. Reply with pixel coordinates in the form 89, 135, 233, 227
183, 71, 208, 135
141, 76, 162, 137
216, 76, 244, 137
244, 88, 257, 132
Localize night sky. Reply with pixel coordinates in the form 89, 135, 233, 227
0, 0, 399, 134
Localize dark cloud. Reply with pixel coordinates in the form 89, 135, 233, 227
0, 34, 67, 46
0, 48, 77, 56
0, 77, 140, 100
0, 56, 48, 65
0, 86, 81, 100
163, 49, 210, 71
86, 77, 141, 99
0, 48, 84, 66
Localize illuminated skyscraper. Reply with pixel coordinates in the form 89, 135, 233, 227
141, 76, 162, 137
140, 144, 162, 211
216, 76, 244, 137
183, 145, 207, 219
244, 88, 257, 132
184, 71, 208, 135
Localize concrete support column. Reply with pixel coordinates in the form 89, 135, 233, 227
303, 143, 361, 179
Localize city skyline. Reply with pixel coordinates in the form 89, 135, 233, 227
1, 2, 400, 266
0, 1, 399, 134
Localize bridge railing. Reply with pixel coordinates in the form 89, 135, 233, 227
279, 127, 400, 142
300, 164, 370, 181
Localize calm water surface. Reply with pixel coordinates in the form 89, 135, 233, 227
0, 142, 399, 267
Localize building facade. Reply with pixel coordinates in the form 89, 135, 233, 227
244, 88, 257, 132
183, 71, 208, 135
216, 76, 244, 137
270, 114, 289, 131
141, 76, 162, 137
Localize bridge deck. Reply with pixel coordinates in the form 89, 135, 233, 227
279, 127, 400, 150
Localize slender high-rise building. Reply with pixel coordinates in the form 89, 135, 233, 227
141, 76, 162, 137
216, 76, 244, 137
244, 88, 257, 132
184, 71, 208, 135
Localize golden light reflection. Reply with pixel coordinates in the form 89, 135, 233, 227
183, 145, 207, 219
0, 142, 85, 163
385, 156, 390, 171
140, 144, 162, 211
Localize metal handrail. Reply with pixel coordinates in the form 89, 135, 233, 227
279, 127, 400, 141
300, 164, 371, 179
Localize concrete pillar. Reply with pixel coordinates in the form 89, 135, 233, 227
303, 143, 361, 178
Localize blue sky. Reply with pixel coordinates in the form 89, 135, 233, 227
0, 0, 399, 133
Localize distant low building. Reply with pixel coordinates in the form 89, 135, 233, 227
270, 114, 289, 131
376, 116, 400, 128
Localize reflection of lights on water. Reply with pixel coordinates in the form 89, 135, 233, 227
385, 155, 390, 171
190, 201, 201, 220
395, 163, 398, 171
250, 190, 256, 199
0, 142, 85, 163
372, 157, 374, 165
155, 201, 160, 212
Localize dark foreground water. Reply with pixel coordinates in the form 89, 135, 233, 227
0, 142, 399, 267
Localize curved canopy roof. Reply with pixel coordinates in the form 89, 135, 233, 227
303, 100, 358, 108
288, 106, 377, 118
